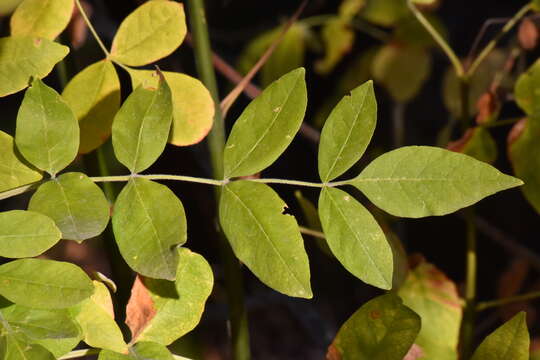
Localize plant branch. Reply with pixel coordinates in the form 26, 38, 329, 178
477, 290, 540, 311
299, 226, 326, 239
220, 0, 308, 118
74, 0, 110, 58
186, 1, 250, 359
407, 0, 464, 77
459, 207, 477, 359
466, 3, 531, 76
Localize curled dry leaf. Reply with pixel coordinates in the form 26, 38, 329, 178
518, 18, 539, 51
475, 91, 500, 125
507, 118, 527, 147
126, 276, 157, 341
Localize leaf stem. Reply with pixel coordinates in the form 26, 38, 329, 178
407, 0, 464, 77
477, 290, 540, 311
74, 0, 111, 58
59, 349, 100, 359
248, 178, 326, 188
466, 3, 531, 76
459, 207, 477, 359
299, 226, 326, 239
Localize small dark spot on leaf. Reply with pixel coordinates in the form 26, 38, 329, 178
370, 310, 381, 319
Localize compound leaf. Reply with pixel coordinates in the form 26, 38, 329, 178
219, 181, 312, 298
0, 210, 61, 258
110, 0, 186, 66
128, 69, 214, 146
63, 60, 121, 154
112, 178, 186, 281
319, 187, 393, 289
318, 81, 376, 182
350, 146, 522, 218
16, 78, 79, 176
223, 68, 307, 178
0, 259, 94, 309
0, 36, 69, 97
112, 72, 172, 173
328, 294, 420, 360
10, 0, 74, 40
28, 172, 110, 242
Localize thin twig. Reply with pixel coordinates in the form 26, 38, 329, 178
466, 17, 510, 64
74, 0, 110, 58
299, 226, 326, 239
477, 290, 540, 311
220, 0, 308, 118
467, 3, 531, 76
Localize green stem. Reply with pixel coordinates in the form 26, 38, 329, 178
186, 1, 250, 359
477, 290, 540, 311
299, 14, 333, 27
460, 207, 477, 359
466, 3, 531, 76
187, 0, 225, 180
59, 349, 100, 360
89, 174, 225, 186
248, 178, 327, 188
407, 0, 464, 77
299, 226, 325, 239
74, 0, 110, 58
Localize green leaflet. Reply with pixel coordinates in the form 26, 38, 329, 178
10, 0, 74, 40
319, 187, 393, 289
0, 130, 41, 193
350, 146, 523, 218
318, 81, 376, 182
223, 68, 307, 178
15, 78, 79, 176
62, 60, 121, 154
398, 261, 463, 360
0, 210, 61, 258
219, 181, 312, 298
237, 23, 307, 87
328, 294, 420, 360
112, 72, 173, 174
471, 312, 529, 360
0, 259, 94, 309
360, 0, 408, 27
0, 336, 56, 360
510, 61, 540, 213
28, 172, 110, 242
71, 281, 127, 353
294, 190, 333, 257
128, 248, 213, 344
0, 303, 81, 357
315, 17, 354, 75
128, 69, 214, 146
98, 342, 174, 360
112, 178, 186, 280
514, 59, 540, 116
0, 36, 69, 97
110, 0, 186, 67
372, 44, 432, 103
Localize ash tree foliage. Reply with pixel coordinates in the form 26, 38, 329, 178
0, 0, 537, 359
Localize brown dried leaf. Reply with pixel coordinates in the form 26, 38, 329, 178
126, 275, 157, 341
519, 18, 539, 50
507, 118, 527, 147
447, 128, 475, 153
69, 0, 92, 49
475, 91, 500, 125
326, 344, 341, 360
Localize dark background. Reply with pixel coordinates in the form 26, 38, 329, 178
1, 0, 539, 358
